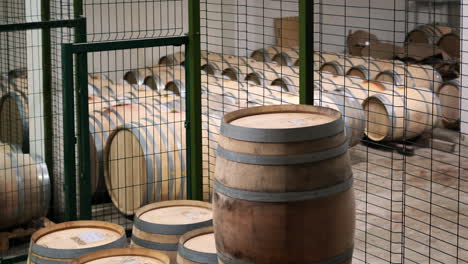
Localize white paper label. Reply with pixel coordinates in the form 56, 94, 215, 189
78, 231, 107, 244
183, 212, 201, 220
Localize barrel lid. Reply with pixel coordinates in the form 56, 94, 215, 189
71, 248, 170, 264
220, 105, 344, 143
33, 221, 125, 250
85, 255, 165, 264
184, 233, 216, 254
139, 205, 212, 225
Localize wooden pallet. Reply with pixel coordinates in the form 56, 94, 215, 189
0, 217, 54, 253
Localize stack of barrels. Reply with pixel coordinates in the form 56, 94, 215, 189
28, 106, 357, 264
27, 200, 217, 264
0, 68, 51, 231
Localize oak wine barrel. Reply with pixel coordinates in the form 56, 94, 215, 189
89, 103, 157, 196
213, 105, 355, 264
0, 141, 19, 152
406, 24, 455, 45
124, 67, 155, 85
437, 31, 460, 59
435, 79, 460, 129
363, 86, 442, 141
104, 112, 187, 215
159, 52, 186, 65
346, 60, 403, 80
347, 30, 380, 56
28, 221, 127, 264
315, 90, 365, 147
320, 61, 345, 76
0, 153, 50, 230
70, 248, 170, 264
131, 200, 212, 263
271, 47, 299, 66
177, 227, 217, 264
250, 47, 283, 62
317, 72, 387, 104
0, 90, 29, 152
144, 66, 185, 91
374, 64, 443, 91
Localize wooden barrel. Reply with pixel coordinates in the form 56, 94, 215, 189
346, 60, 403, 80
0, 153, 50, 230
320, 61, 345, 76
406, 24, 455, 46
347, 30, 380, 56
363, 86, 442, 141
437, 31, 460, 59
104, 112, 187, 215
89, 103, 157, 196
0, 90, 29, 152
245, 63, 282, 86
250, 47, 283, 62
159, 52, 186, 65
71, 248, 170, 264
8, 68, 28, 79
124, 67, 155, 85
315, 90, 366, 147
317, 72, 387, 104
0, 141, 19, 152
201, 59, 223, 76
8, 77, 28, 92
145, 67, 185, 91
271, 47, 299, 66
374, 64, 443, 91
435, 79, 460, 129
213, 105, 355, 264
131, 200, 213, 263
177, 227, 217, 264
28, 221, 127, 264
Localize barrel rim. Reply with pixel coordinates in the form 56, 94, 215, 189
31, 220, 126, 244
135, 200, 212, 220
346, 65, 369, 80
30, 221, 127, 260
220, 104, 344, 143
320, 60, 345, 76
133, 200, 212, 236
177, 226, 217, 264
70, 248, 170, 264
363, 94, 394, 141
104, 123, 156, 215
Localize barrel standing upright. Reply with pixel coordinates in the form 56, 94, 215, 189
213, 105, 355, 264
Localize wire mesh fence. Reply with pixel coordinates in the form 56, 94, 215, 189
200, 0, 466, 263
0, 0, 466, 263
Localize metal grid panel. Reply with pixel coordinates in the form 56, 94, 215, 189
201, 0, 467, 263
86, 46, 188, 230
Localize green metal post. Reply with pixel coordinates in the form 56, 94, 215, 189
75, 20, 92, 220
299, 0, 314, 105
62, 44, 78, 221
187, 0, 203, 200
42, 0, 54, 216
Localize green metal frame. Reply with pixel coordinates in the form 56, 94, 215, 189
61, 35, 206, 220
299, 0, 315, 105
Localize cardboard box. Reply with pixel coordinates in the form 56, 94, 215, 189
274, 16, 299, 48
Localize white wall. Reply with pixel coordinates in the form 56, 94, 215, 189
84, 0, 187, 81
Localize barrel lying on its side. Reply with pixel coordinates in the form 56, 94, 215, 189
0, 153, 50, 230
